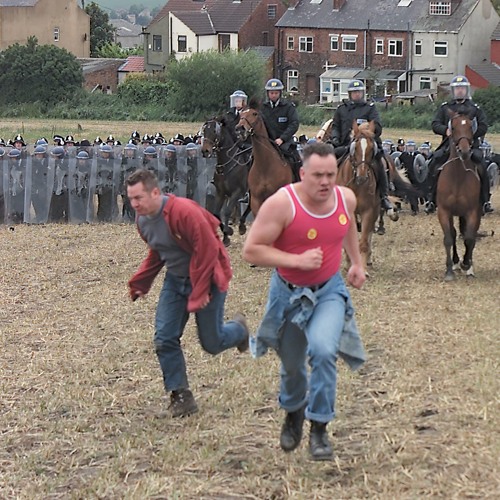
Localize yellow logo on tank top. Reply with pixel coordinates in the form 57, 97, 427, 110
339, 214, 347, 226
307, 228, 318, 240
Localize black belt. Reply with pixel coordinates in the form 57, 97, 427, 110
278, 274, 328, 293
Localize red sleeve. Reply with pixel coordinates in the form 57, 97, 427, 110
128, 248, 164, 300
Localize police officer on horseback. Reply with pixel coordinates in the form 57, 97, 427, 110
425, 75, 493, 214
261, 78, 302, 179
227, 90, 248, 128
329, 80, 394, 213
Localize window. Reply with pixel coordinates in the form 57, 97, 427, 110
54, 27, 60, 42
434, 40, 448, 57
330, 35, 339, 51
153, 35, 162, 51
287, 70, 299, 93
388, 39, 403, 56
268, 4, 277, 19
375, 39, 384, 54
414, 39, 422, 56
287, 36, 294, 50
342, 35, 357, 52
262, 31, 269, 46
177, 35, 186, 53
299, 36, 313, 53
420, 76, 431, 89
429, 1, 451, 15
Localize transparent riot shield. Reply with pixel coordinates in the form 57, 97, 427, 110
91, 148, 121, 222
68, 155, 93, 223
24, 148, 55, 224
161, 146, 179, 194
196, 153, 217, 209
142, 148, 166, 193
3, 153, 27, 224
120, 153, 142, 222
175, 146, 188, 198
0, 155, 5, 223
48, 155, 70, 223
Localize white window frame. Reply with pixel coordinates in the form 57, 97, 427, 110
429, 1, 451, 15
287, 36, 294, 50
330, 34, 339, 51
434, 40, 448, 57
299, 36, 313, 53
54, 27, 60, 42
420, 76, 432, 89
287, 70, 299, 93
375, 38, 384, 55
267, 4, 277, 19
414, 39, 422, 56
177, 35, 187, 53
341, 35, 357, 52
388, 39, 403, 57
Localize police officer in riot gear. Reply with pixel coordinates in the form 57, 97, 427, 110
425, 75, 493, 214
330, 79, 394, 213
261, 78, 301, 180
227, 90, 248, 128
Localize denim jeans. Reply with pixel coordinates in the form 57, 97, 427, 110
154, 271, 247, 393
259, 271, 353, 423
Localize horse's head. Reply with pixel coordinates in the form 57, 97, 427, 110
200, 118, 222, 158
316, 119, 333, 142
448, 109, 475, 161
349, 120, 377, 185
236, 107, 260, 142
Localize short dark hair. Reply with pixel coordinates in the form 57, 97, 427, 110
302, 142, 335, 164
125, 169, 160, 192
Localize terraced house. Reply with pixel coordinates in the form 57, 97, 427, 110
0, 0, 90, 58
275, 0, 499, 104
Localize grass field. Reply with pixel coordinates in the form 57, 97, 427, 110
0, 119, 499, 498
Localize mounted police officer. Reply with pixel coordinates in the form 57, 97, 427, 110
261, 78, 301, 180
227, 90, 248, 128
425, 75, 493, 214
330, 79, 394, 213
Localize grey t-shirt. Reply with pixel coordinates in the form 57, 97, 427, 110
137, 196, 191, 277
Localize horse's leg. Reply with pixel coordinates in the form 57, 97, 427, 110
358, 213, 370, 271
460, 212, 480, 277
438, 210, 456, 281
239, 203, 251, 235
376, 208, 386, 235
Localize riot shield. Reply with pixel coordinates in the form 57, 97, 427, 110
413, 154, 429, 183
175, 146, 188, 198
0, 156, 5, 223
91, 148, 121, 222
196, 153, 216, 209
68, 155, 93, 223
391, 151, 402, 170
487, 161, 499, 188
161, 146, 179, 194
24, 149, 55, 224
48, 155, 70, 222
3, 153, 27, 224
120, 153, 142, 222
142, 148, 166, 193
186, 146, 200, 202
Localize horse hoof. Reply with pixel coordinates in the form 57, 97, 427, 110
388, 209, 399, 222
223, 236, 231, 247
376, 226, 386, 235
226, 226, 234, 236
444, 272, 455, 282
238, 225, 247, 235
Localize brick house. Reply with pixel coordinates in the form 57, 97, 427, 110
275, 0, 499, 104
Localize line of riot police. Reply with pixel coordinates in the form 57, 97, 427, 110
0, 142, 216, 225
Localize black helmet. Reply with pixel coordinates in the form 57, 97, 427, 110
13, 134, 26, 146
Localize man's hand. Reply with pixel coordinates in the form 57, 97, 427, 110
131, 290, 145, 302
296, 247, 323, 270
346, 264, 366, 289
199, 293, 211, 309
275, 138, 284, 147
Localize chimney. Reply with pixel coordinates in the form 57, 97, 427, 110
333, 0, 346, 11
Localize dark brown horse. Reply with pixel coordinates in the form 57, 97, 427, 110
436, 110, 481, 281
200, 115, 250, 245
236, 104, 293, 215
336, 120, 382, 270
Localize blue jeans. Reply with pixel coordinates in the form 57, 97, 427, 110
154, 271, 247, 393
266, 272, 349, 423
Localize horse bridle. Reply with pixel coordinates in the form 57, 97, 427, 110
448, 114, 476, 152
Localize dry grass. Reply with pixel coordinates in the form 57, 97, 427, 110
1, 195, 499, 499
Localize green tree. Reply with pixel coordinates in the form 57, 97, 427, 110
0, 37, 83, 105
165, 50, 265, 118
85, 1, 116, 57
472, 86, 500, 127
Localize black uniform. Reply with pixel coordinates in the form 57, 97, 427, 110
261, 98, 301, 178
427, 98, 490, 210
331, 98, 391, 210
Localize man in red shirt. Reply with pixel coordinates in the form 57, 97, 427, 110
127, 170, 249, 418
243, 142, 366, 461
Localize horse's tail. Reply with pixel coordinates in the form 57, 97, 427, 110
387, 156, 424, 200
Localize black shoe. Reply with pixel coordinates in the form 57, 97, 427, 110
309, 421, 333, 461
233, 312, 249, 353
483, 201, 494, 214
280, 405, 306, 452
169, 389, 198, 418
424, 201, 436, 214
381, 196, 393, 212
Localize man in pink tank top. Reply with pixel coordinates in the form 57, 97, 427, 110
243, 142, 366, 461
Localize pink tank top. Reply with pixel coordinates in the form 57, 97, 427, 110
275, 184, 350, 286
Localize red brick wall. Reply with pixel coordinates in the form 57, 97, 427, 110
83, 62, 122, 93
239, 1, 288, 48
491, 40, 500, 65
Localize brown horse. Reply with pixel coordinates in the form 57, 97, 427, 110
436, 110, 481, 281
236, 104, 293, 215
336, 120, 382, 270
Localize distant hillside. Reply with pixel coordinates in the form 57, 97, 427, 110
94, 1, 163, 12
